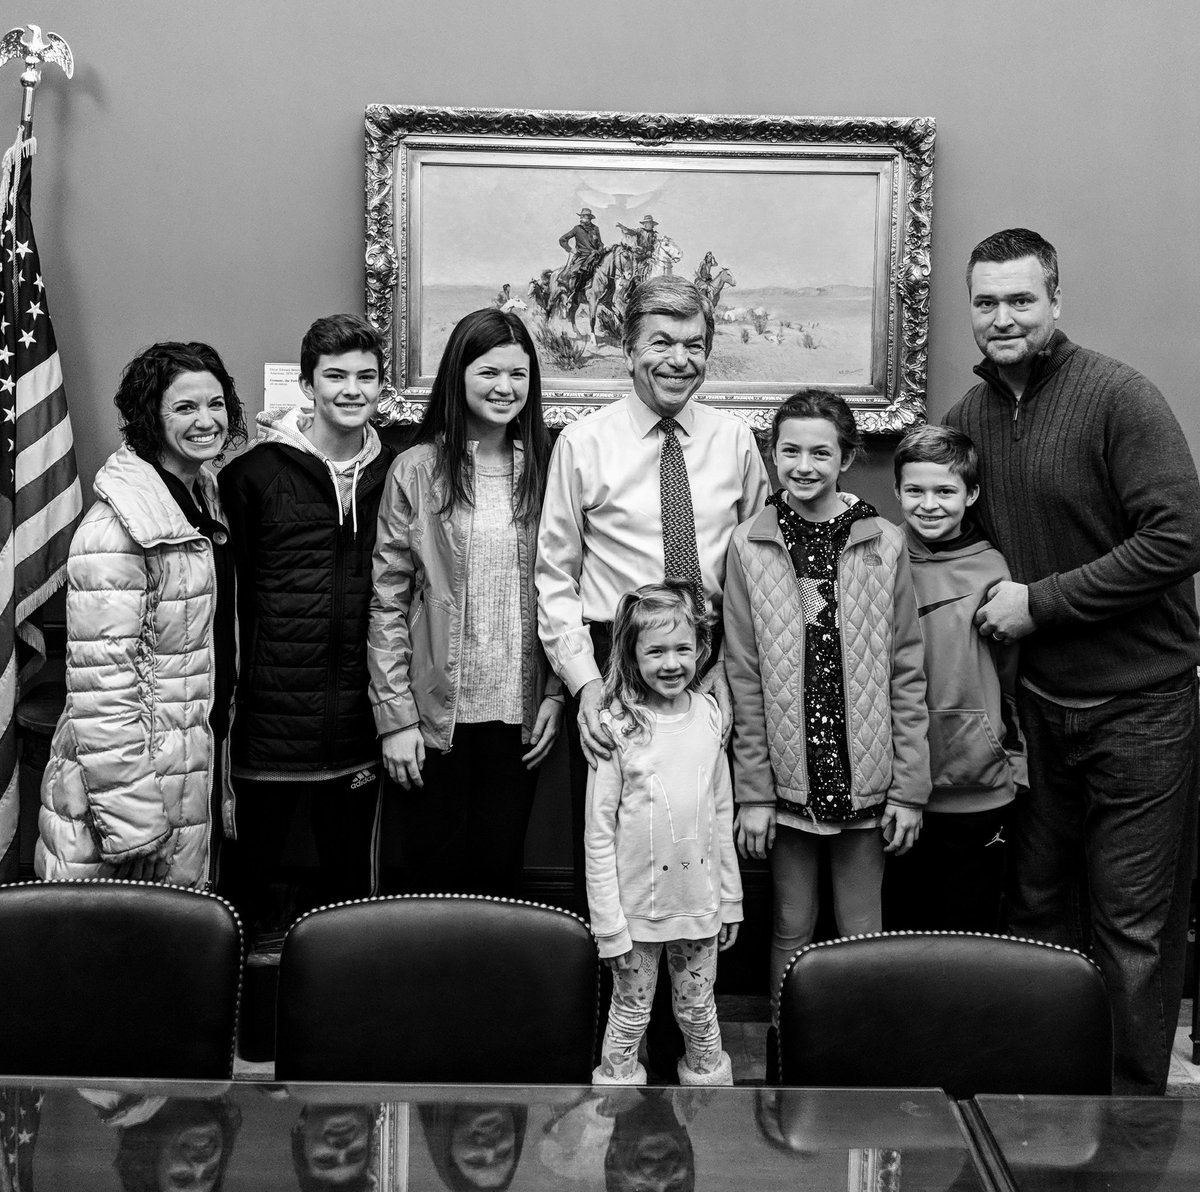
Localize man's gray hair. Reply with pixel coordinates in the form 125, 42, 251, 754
622, 276, 715, 356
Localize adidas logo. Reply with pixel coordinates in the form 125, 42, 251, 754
349, 768, 375, 791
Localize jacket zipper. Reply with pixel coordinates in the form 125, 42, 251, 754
444, 498, 472, 752
839, 521, 889, 806
836, 539, 857, 802
324, 507, 349, 756
756, 530, 810, 797
200, 534, 219, 889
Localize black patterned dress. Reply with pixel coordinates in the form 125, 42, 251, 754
769, 491, 881, 832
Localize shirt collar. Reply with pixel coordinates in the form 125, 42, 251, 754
625, 392, 697, 438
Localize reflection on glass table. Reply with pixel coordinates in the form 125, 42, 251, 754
1, 1080, 998, 1192
972, 1095, 1199, 1192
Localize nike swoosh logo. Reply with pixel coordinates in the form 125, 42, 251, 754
918, 593, 973, 617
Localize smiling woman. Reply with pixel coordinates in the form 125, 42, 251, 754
369, 307, 564, 896
159, 371, 232, 483
35, 342, 245, 889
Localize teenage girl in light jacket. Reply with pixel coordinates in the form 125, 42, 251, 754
368, 309, 563, 895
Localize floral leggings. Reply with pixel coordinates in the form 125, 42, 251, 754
597, 937, 722, 1081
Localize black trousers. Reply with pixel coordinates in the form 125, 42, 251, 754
223, 767, 382, 938
882, 806, 1009, 933
379, 720, 538, 897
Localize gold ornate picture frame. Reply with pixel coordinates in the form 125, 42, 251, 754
365, 105, 934, 433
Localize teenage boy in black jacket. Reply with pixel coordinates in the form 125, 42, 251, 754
219, 314, 395, 935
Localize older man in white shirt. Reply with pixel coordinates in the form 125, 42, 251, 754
537, 275, 769, 885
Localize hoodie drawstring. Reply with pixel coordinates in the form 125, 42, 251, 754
326, 456, 362, 535
350, 458, 361, 537
323, 459, 346, 530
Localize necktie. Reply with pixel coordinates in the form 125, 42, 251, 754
657, 417, 706, 610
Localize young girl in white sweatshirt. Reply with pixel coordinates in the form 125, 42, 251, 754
585, 580, 743, 1086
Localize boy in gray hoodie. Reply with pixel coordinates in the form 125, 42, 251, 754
884, 424, 1026, 931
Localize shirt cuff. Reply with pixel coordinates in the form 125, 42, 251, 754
373, 693, 419, 736
1027, 575, 1067, 626
560, 653, 604, 697
595, 927, 633, 959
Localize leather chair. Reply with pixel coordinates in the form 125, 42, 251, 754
777, 931, 1113, 1097
275, 894, 600, 1082
0, 879, 243, 1079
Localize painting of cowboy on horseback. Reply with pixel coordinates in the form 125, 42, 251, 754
533, 210, 684, 351
558, 208, 605, 291
615, 213, 662, 288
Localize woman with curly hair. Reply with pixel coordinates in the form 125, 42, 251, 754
36, 341, 246, 888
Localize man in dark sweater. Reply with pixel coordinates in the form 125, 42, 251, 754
945, 227, 1200, 1095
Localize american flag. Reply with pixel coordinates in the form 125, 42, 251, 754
0, 129, 82, 880
0, 1088, 41, 1192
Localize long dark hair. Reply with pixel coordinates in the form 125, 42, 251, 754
414, 309, 550, 523
113, 1098, 242, 1192
418, 1102, 528, 1192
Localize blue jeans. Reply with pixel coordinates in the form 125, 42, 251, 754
1008, 676, 1198, 1094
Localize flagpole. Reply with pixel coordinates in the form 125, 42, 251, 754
0, 22, 81, 881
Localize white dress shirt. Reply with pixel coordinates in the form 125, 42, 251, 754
536, 393, 770, 694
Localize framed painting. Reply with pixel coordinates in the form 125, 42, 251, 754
365, 105, 934, 433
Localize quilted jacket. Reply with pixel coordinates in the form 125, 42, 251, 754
368, 440, 559, 751
723, 500, 930, 813
217, 410, 395, 776
36, 447, 226, 887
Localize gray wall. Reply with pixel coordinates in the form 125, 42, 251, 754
19, 0, 1200, 865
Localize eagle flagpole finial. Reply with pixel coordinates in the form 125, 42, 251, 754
0, 24, 74, 130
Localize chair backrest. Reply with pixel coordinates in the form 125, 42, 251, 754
275, 894, 600, 1083
778, 931, 1113, 1097
0, 879, 243, 1079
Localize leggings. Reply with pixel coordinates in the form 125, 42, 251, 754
769, 825, 885, 1017
597, 938, 723, 1081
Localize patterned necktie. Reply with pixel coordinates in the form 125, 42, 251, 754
657, 417, 706, 611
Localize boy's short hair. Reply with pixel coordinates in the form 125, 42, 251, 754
893, 424, 980, 491
300, 313, 385, 383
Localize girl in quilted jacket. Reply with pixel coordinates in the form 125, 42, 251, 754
369, 309, 563, 896
586, 581, 743, 1086
37, 342, 246, 888
723, 391, 930, 1017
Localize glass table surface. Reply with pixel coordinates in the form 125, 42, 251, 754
971, 1094, 1200, 1192
0, 1079, 999, 1191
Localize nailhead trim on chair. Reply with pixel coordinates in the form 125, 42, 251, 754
285, 892, 603, 1068
0, 878, 246, 1079
288, 889, 592, 933
774, 929, 1107, 1085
